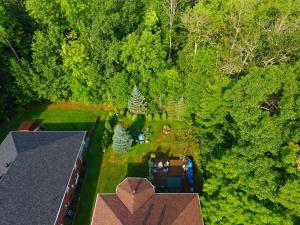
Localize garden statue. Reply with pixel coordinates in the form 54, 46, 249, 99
162, 124, 171, 134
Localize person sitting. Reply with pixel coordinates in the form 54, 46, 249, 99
164, 161, 169, 167
158, 161, 163, 168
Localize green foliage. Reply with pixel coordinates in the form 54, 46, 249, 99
104, 120, 111, 131
131, 114, 138, 122
112, 124, 133, 152
31, 30, 70, 101
101, 129, 112, 151
108, 73, 131, 108
161, 111, 167, 121
153, 113, 161, 121
121, 30, 167, 84
146, 114, 153, 122
119, 109, 124, 116
198, 64, 300, 225
126, 111, 133, 120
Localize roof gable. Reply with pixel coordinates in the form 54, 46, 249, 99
116, 178, 154, 213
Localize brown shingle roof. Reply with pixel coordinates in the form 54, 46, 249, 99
92, 178, 204, 225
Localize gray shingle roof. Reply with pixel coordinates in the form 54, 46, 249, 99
0, 131, 86, 225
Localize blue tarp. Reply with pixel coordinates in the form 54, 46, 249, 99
187, 168, 194, 185
186, 159, 193, 168
186, 159, 194, 186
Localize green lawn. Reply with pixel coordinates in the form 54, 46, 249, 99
0, 102, 109, 140
0, 104, 201, 225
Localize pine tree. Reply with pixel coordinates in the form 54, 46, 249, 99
128, 85, 147, 115
112, 125, 133, 152
166, 97, 176, 118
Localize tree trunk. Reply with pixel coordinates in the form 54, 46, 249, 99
5, 38, 19, 60
167, 0, 177, 59
194, 42, 198, 55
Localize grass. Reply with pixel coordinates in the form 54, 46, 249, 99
97, 120, 201, 193
0, 102, 108, 140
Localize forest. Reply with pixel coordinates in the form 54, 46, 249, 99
0, 0, 300, 224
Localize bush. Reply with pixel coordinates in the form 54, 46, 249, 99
119, 109, 125, 116
153, 113, 161, 121
101, 129, 112, 151
108, 111, 114, 117
161, 112, 167, 121
105, 120, 111, 131
126, 111, 133, 120
132, 114, 138, 121
146, 114, 153, 121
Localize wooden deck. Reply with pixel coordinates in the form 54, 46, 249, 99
150, 158, 190, 192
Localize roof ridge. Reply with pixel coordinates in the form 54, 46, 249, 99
157, 204, 167, 225
170, 194, 200, 225
142, 203, 154, 225
99, 196, 124, 224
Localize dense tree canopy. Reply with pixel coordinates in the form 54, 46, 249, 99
1, 0, 299, 224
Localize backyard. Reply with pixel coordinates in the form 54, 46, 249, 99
0, 102, 201, 225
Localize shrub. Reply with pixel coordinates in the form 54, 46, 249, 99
108, 111, 114, 117
153, 113, 161, 121
101, 129, 112, 151
105, 120, 111, 130
146, 114, 153, 121
119, 109, 124, 116
126, 111, 133, 120
132, 114, 138, 121
161, 112, 167, 121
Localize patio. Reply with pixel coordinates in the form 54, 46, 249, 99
149, 157, 192, 193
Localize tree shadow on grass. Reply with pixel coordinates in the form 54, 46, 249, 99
0, 103, 49, 141
125, 149, 172, 179
127, 115, 146, 145
73, 120, 105, 225
42, 122, 94, 131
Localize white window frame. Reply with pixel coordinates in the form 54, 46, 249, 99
75, 173, 80, 185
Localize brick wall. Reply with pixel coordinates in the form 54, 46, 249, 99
55, 157, 82, 225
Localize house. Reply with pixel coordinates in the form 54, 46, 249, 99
91, 177, 204, 225
0, 131, 87, 225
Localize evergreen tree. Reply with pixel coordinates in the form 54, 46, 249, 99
176, 97, 185, 120
166, 97, 176, 118
112, 125, 133, 152
128, 85, 147, 115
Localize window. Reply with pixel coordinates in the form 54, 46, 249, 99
75, 173, 80, 185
